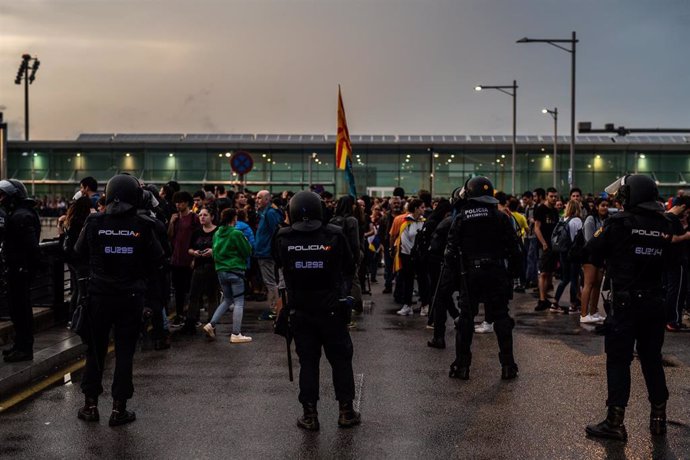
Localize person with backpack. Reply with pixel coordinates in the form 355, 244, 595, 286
580, 197, 609, 324
411, 199, 451, 319
330, 196, 362, 310
550, 200, 584, 313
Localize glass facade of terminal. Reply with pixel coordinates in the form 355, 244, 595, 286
6, 135, 690, 198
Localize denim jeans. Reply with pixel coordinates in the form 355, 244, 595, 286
554, 253, 580, 305
525, 238, 539, 284
210, 271, 245, 334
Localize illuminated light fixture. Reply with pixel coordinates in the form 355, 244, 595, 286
545, 155, 550, 159
33, 152, 38, 157
587, 164, 592, 169
21, 152, 28, 157
225, 152, 232, 158
450, 154, 455, 158
447, 159, 452, 163
595, 154, 601, 159
474, 86, 483, 91
501, 154, 506, 158
541, 108, 548, 114
405, 159, 410, 163
218, 154, 223, 157
639, 154, 646, 159
541, 148, 545, 152
433, 153, 439, 158
262, 153, 267, 158
266, 157, 271, 162
125, 153, 131, 157
168, 153, 174, 157
406, 154, 411, 158
496, 159, 501, 163
76, 153, 81, 157
356, 154, 361, 158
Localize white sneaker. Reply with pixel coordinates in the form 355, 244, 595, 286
230, 333, 252, 343
579, 314, 600, 324
420, 305, 429, 317
591, 312, 606, 322
396, 305, 413, 316
203, 323, 216, 339
474, 321, 494, 333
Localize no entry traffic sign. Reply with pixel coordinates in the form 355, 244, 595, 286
230, 151, 254, 175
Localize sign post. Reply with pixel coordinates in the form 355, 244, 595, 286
229, 151, 254, 193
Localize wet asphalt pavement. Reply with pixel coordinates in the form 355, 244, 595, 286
1, 286, 689, 459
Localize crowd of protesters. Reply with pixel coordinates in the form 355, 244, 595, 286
3, 175, 689, 362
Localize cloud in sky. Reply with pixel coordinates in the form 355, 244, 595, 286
0, 0, 688, 140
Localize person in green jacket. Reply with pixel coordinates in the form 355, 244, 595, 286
203, 208, 253, 343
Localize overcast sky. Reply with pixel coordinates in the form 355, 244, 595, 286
1, 0, 688, 140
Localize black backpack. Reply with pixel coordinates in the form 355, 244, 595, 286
551, 218, 574, 253
411, 220, 434, 262
567, 227, 586, 263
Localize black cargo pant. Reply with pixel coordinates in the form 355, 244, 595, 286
8, 268, 34, 353
605, 293, 668, 407
454, 267, 515, 368
81, 293, 143, 401
292, 311, 356, 405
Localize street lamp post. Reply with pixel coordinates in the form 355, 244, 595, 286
428, 147, 435, 196
542, 108, 558, 188
14, 54, 40, 141
308, 152, 317, 189
517, 31, 578, 189
475, 80, 518, 194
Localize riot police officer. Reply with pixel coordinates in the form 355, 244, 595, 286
437, 176, 522, 380
0, 179, 41, 362
74, 174, 164, 426
273, 191, 360, 431
585, 175, 673, 442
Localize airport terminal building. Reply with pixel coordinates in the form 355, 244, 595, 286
5, 133, 690, 198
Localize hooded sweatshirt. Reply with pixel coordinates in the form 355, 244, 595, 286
213, 225, 252, 273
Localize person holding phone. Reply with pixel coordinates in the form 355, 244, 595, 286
182, 207, 219, 334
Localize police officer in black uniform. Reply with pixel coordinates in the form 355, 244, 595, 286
585, 175, 673, 442
74, 174, 164, 426
273, 191, 360, 431
0, 179, 41, 362
438, 176, 522, 380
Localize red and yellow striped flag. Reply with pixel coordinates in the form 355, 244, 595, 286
336, 85, 352, 170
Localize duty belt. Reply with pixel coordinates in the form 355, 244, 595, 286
467, 257, 504, 269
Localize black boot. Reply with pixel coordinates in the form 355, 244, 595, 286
109, 400, 136, 427
297, 402, 320, 431
649, 402, 667, 436
77, 396, 99, 422
501, 363, 519, 380
337, 401, 361, 428
586, 406, 627, 441
499, 353, 518, 380
2, 346, 16, 357
3, 349, 33, 363
427, 337, 446, 349
449, 354, 471, 380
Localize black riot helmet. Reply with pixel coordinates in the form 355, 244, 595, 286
289, 190, 323, 232
461, 176, 498, 204
604, 174, 662, 212
105, 174, 142, 214
0, 179, 30, 209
